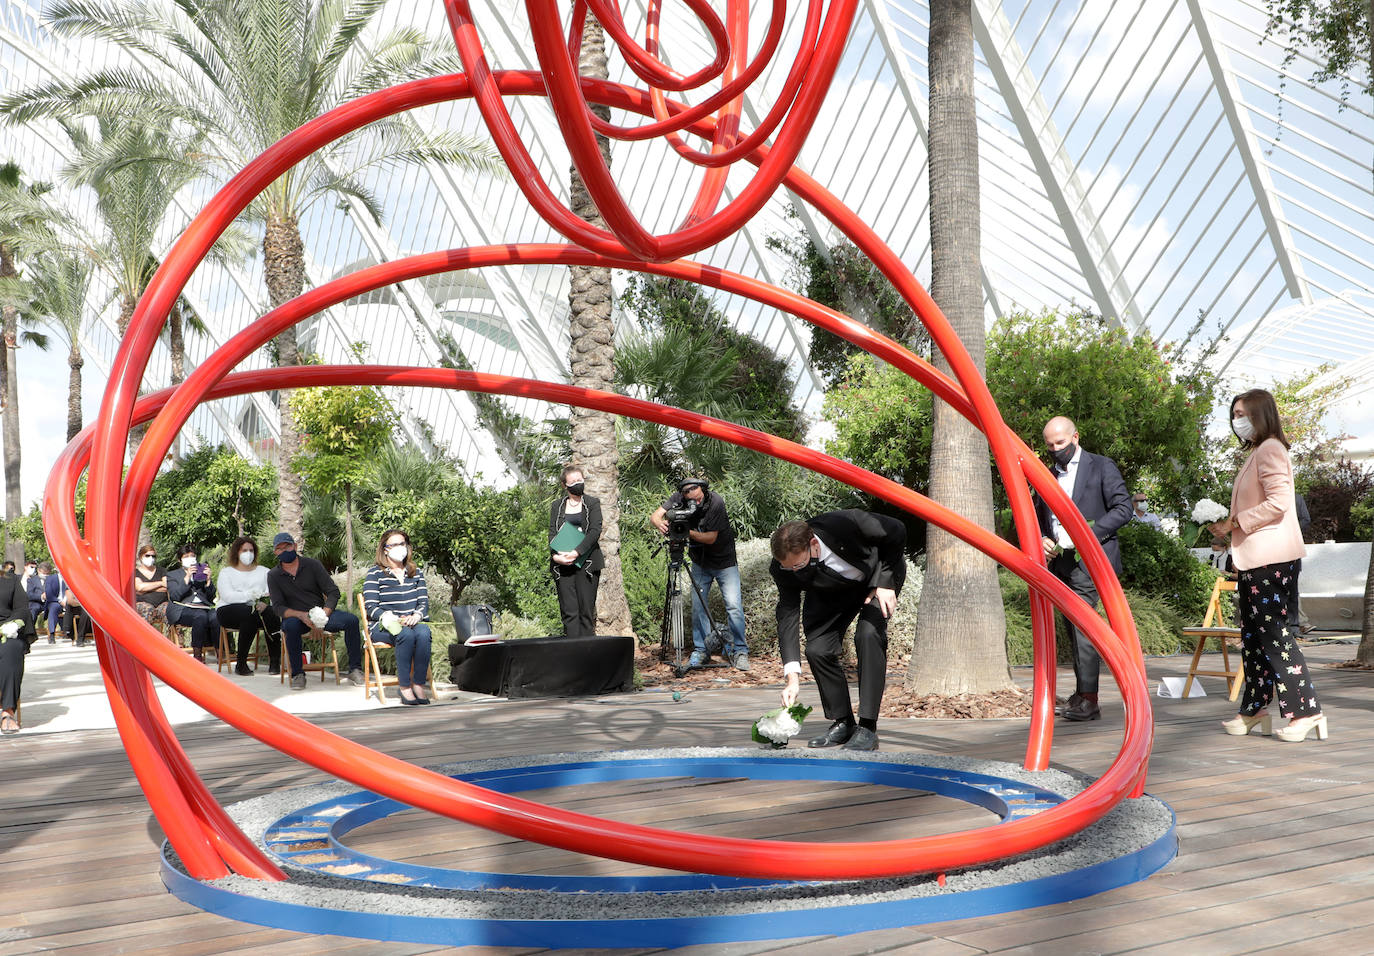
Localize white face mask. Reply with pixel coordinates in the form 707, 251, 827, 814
386, 544, 409, 563
182, 556, 197, 569
1232, 414, 1256, 442
141, 556, 156, 568
24, 566, 35, 575
240, 550, 255, 566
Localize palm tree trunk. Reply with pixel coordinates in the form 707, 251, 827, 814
264, 214, 305, 546
907, 0, 1011, 695
1, 243, 23, 566
567, 14, 632, 636
168, 302, 186, 385
66, 341, 83, 442
343, 483, 354, 598
1357, 520, 1374, 665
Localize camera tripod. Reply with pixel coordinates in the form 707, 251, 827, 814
655, 540, 729, 678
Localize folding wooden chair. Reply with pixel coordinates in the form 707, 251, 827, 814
1182, 577, 1243, 700
279, 624, 339, 684
356, 593, 436, 704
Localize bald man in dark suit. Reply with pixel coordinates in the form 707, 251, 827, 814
1035, 416, 1134, 722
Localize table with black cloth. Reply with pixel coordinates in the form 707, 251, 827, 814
447, 634, 634, 698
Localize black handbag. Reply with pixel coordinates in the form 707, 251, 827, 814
451, 604, 497, 641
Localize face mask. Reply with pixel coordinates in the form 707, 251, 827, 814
1136, 501, 1147, 512
24, 567, 34, 575
387, 544, 408, 563
182, 556, 197, 569
1232, 415, 1256, 442
278, 549, 297, 564
567, 481, 585, 496
1050, 442, 1076, 467
240, 550, 255, 565
141, 556, 156, 568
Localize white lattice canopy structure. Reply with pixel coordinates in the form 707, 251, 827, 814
2, 0, 1371, 488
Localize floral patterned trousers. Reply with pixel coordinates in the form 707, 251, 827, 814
1238, 559, 1320, 719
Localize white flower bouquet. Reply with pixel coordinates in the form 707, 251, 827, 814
378, 610, 403, 636
0, 619, 22, 639
751, 703, 814, 749
308, 606, 329, 628
1191, 498, 1229, 524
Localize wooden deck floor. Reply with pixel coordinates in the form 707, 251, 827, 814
2, 641, 1372, 955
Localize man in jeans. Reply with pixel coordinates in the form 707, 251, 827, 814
651, 477, 748, 671
266, 532, 364, 690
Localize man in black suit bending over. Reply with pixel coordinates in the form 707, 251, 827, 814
1035, 416, 1134, 722
772, 510, 906, 752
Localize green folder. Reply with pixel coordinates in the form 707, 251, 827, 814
550, 523, 589, 567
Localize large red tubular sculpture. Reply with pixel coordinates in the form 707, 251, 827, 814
45, 1, 1152, 888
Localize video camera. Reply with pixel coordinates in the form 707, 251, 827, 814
663, 499, 698, 548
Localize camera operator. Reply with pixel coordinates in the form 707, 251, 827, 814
650, 477, 748, 671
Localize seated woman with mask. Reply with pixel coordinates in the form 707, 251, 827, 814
133, 544, 169, 628
216, 536, 282, 676
166, 544, 217, 662
361, 529, 432, 705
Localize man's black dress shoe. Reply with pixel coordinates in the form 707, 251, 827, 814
841, 727, 879, 751
808, 719, 856, 748
1062, 697, 1101, 721
1054, 692, 1083, 717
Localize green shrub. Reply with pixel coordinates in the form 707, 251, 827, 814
1118, 521, 1219, 620
1000, 567, 1187, 666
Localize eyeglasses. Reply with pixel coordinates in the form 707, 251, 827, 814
779, 554, 811, 572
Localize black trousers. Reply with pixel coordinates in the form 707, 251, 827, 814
1238, 560, 1319, 719
802, 584, 892, 723
63, 605, 91, 645
216, 603, 282, 668
1049, 551, 1103, 695
1, 626, 32, 711
554, 566, 599, 637
167, 604, 217, 651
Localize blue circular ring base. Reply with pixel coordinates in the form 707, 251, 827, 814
162, 749, 1177, 948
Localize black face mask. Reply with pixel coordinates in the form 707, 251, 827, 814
1050, 443, 1076, 468
278, 549, 298, 564
566, 482, 585, 496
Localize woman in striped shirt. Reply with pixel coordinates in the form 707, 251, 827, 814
362, 529, 432, 705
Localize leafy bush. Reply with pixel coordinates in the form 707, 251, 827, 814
1300, 458, 1374, 542
1118, 521, 1218, 620
1000, 568, 1187, 666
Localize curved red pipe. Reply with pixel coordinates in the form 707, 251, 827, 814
62, 34, 1153, 882
51, 366, 1153, 882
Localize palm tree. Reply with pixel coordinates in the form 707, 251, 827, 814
0, 251, 93, 441
1, 0, 500, 545
566, 12, 633, 636
908, 0, 1012, 695
0, 162, 54, 565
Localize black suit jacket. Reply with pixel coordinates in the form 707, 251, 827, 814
549, 494, 605, 572
0, 573, 38, 648
1034, 450, 1133, 573
770, 509, 907, 666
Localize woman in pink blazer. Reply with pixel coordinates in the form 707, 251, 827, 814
1209, 389, 1325, 742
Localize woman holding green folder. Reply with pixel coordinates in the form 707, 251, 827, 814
549, 466, 604, 636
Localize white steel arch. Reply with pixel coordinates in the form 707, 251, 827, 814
2, 0, 1372, 489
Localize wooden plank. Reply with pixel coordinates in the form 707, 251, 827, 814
1, 642, 1372, 953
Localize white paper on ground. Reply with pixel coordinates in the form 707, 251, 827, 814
1157, 676, 1206, 698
